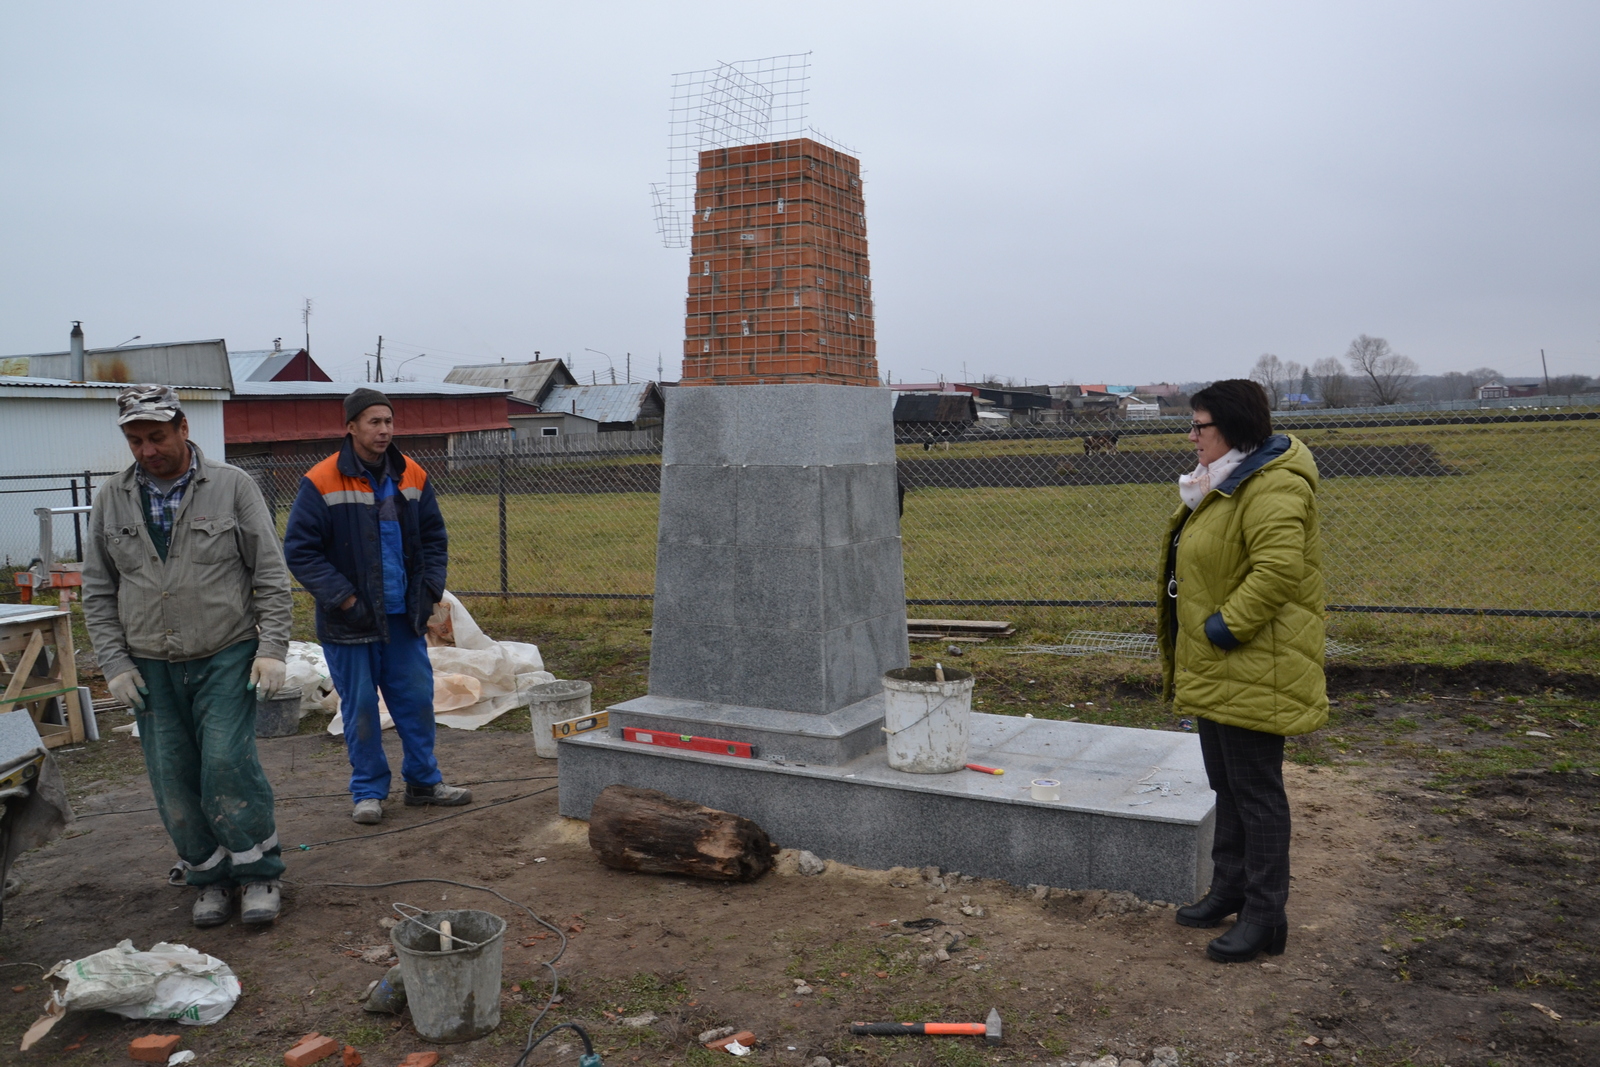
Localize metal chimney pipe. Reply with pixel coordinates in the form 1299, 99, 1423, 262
70, 321, 85, 382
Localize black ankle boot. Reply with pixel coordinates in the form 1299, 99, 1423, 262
1205, 921, 1288, 963
1175, 891, 1245, 928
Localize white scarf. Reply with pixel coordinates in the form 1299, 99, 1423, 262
1178, 446, 1253, 510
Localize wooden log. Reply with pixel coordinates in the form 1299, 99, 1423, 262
587, 785, 778, 882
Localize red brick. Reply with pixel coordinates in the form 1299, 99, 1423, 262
704, 1030, 757, 1052
397, 1054, 440, 1067
130, 1034, 182, 1062
342, 1047, 363, 1067
284, 1033, 341, 1067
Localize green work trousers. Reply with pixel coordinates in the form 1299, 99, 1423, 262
133, 638, 285, 886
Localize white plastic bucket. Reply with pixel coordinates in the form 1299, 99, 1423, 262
521, 680, 592, 758
881, 666, 974, 773
390, 908, 505, 1042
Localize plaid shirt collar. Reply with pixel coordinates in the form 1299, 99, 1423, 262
135, 446, 198, 536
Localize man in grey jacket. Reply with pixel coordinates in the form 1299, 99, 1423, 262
82, 385, 294, 926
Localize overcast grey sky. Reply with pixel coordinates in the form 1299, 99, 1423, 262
3, 2, 1596, 388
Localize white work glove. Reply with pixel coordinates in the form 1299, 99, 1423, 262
108, 669, 148, 712
248, 657, 287, 701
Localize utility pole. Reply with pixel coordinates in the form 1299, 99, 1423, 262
657, 351, 663, 380
626, 352, 631, 383
1541, 349, 1551, 395
302, 299, 313, 359
375, 336, 384, 383
366, 360, 371, 382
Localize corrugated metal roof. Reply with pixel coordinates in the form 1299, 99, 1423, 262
231, 380, 508, 398
445, 360, 575, 404
3, 340, 233, 389
0, 376, 226, 399
540, 383, 659, 424
230, 349, 301, 382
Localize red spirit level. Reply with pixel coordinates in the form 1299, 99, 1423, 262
621, 727, 757, 759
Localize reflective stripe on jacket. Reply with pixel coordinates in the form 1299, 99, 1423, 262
282, 436, 448, 645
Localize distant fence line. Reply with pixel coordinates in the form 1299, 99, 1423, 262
5, 408, 1598, 624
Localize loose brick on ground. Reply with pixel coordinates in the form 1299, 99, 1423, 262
130, 1034, 182, 1062
284, 1032, 341, 1067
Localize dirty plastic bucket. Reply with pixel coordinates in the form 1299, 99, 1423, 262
255, 687, 302, 738
881, 666, 974, 773
521, 679, 592, 758
391, 908, 505, 1042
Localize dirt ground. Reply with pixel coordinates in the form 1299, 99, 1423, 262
2, 672, 1597, 1067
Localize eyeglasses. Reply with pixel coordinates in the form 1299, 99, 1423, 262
1189, 421, 1215, 432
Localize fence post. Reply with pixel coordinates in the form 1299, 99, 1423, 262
70, 479, 83, 562
498, 452, 509, 600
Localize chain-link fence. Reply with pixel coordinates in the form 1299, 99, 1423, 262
8, 408, 1598, 623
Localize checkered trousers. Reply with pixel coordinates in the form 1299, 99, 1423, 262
1197, 718, 1291, 926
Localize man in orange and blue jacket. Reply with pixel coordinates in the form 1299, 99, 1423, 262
283, 388, 472, 824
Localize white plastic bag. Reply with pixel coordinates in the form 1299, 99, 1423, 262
285, 641, 340, 715
22, 940, 240, 1049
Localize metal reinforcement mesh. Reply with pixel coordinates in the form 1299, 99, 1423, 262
6, 406, 1598, 628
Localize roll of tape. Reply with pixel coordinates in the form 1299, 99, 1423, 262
1030, 778, 1061, 801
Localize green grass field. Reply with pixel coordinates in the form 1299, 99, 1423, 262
312, 417, 1600, 666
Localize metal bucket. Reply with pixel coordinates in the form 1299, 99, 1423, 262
390, 908, 505, 1042
881, 666, 974, 773
521, 680, 592, 758
255, 687, 302, 738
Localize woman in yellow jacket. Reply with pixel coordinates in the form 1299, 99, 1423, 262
1157, 379, 1328, 963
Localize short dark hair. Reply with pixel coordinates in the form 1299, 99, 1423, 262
1190, 379, 1272, 451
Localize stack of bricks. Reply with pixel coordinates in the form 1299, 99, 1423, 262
682, 137, 878, 386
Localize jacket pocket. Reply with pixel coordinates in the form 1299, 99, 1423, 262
188, 516, 239, 563
106, 525, 152, 571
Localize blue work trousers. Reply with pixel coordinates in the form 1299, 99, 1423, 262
324, 617, 443, 801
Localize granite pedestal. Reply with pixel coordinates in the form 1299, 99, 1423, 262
557, 383, 1216, 900
560, 714, 1214, 903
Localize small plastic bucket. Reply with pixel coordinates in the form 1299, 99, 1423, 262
521, 680, 592, 758
390, 908, 505, 1042
881, 666, 974, 773
255, 687, 302, 738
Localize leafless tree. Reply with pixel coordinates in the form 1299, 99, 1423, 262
1549, 374, 1592, 396
1344, 335, 1417, 406
1465, 367, 1504, 390
1311, 357, 1356, 408
1249, 354, 1304, 410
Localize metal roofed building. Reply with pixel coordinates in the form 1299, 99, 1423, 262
1, 338, 233, 388
229, 343, 331, 383
224, 379, 513, 460
0, 377, 229, 563
445, 358, 577, 407
512, 381, 666, 438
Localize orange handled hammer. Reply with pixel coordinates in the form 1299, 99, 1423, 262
851, 1008, 1001, 1046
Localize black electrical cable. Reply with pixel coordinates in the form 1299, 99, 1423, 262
289, 786, 556, 851
74, 774, 560, 819
299, 877, 579, 1067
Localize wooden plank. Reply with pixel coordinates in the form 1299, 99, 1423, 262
53, 613, 84, 743
0, 629, 45, 714
906, 618, 1014, 632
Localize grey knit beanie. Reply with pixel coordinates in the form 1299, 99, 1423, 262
344, 387, 392, 423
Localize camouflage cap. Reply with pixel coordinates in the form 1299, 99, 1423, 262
116, 384, 183, 425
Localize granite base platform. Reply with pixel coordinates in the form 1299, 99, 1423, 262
559, 713, 1215, 903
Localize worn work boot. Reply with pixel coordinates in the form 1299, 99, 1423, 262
352, 799, 383, 824
404, 782, 473, 807
1175, 890, 1245, 928
240, 881, 282, 925
192, 885, 232, 928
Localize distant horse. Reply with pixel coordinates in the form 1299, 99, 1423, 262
1082, 432, 1120, 455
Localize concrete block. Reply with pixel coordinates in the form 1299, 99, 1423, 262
598, 692, 887, 764
650, 543, 737, 628
657, 465, 737, 546
647, 622, 737, 704
823, 610, 908, 711
733, 546, 822, 631
662, 387, 738, 466
284, 1033, 341, 1067
821, 462, 901, 546
821, 540, 906, 629
734, 385, 822, 465
559, 715, 1214, 903
130, 1034, 182, 1062
735, 465, 822, 548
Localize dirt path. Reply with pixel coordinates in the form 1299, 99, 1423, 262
0, 712, 1593, 1067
